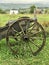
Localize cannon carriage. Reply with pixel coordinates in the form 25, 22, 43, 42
0, 16, 46, 56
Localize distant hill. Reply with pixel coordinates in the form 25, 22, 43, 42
0, 3, 49, 10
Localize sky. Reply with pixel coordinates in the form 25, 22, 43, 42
0, 0, 49, 4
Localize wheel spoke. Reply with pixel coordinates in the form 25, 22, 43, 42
30, 36, 43, 40
28, 23, 39, 32
29, 39, 40, 48
28, 23, 36, 31
29, 31, 41, 36
32, 31, 41, 35
28, 42, 34, 54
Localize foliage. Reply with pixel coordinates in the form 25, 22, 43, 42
44, 9, 48, 14
0, 9, 6, 14
19, 8, 30, 14
30, 5, 36, 13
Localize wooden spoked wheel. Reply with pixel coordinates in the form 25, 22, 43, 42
6, 17, 46, 56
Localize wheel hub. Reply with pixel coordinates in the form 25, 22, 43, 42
23, 34, 29, 41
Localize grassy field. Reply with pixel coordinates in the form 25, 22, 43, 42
0, 14, 49, 31
0, 14, 49, 65
0, 14, 49, 26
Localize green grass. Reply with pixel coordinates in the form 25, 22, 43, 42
0, 14, 49, 26
0, 13, 49, 32
0, 38, 49, 65
0, 14, 33, 26
0, 14, 49, 65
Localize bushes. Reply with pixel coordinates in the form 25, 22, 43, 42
42, 22, 49, 27
0, 9, 6, 14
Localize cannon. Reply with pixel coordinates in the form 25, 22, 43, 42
0, 16, 46, 56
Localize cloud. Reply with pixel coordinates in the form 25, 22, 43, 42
0, 0, 49, 3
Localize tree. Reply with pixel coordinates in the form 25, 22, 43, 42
0, 9, 6, 14
30, 5, 36, 13
45, 9, 48, 14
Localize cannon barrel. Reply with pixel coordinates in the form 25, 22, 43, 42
0, 20, 18, 40
0, 26, 9, 40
